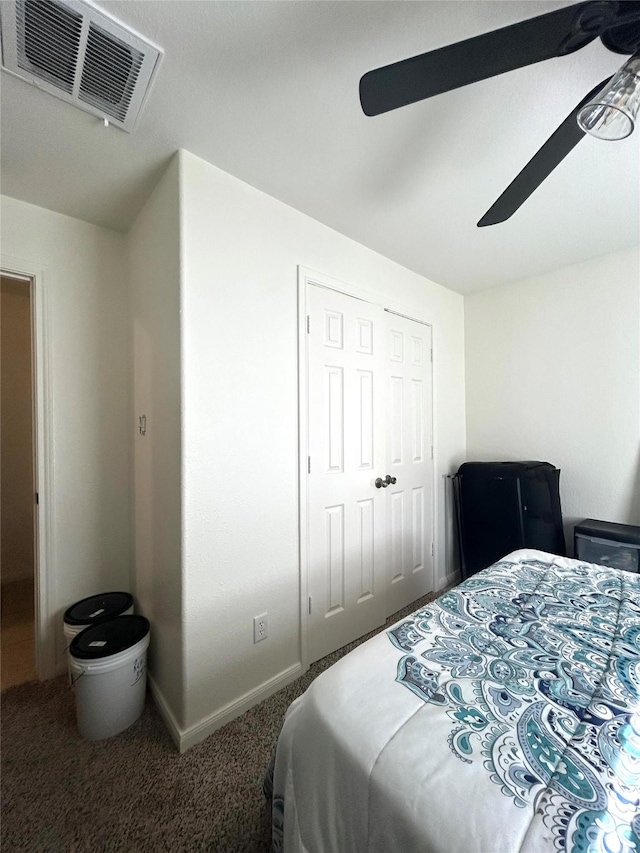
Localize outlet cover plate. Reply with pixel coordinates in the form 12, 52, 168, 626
253, 612, 268, 643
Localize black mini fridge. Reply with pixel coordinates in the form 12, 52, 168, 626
453, 461, 566, 579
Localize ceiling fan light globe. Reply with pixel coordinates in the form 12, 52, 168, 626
577, 54, 640, 141
577, 103, 634, 139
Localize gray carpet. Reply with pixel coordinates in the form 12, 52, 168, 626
2, 589, 442, 853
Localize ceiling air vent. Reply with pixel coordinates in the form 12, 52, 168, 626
1, 0, 162, 132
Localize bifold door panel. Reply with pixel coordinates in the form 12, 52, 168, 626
384, 313, 434, 616
307, 286, 387, 663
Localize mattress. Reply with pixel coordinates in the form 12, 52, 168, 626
270, 549, 640, 853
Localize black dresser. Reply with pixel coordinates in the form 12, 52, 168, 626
454, 461, 566, 580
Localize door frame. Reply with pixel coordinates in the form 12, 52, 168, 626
297, 266, 435, 672
2, 256, 56, 680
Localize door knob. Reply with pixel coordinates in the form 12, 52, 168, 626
375, 475, 397, 489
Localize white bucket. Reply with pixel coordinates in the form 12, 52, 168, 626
70, 626, 150, 740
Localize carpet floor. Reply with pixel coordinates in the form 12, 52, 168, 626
2, 588, 443, 853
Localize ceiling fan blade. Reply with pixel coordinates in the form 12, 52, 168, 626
477, 77, 612, 227
359, 2, 617, 116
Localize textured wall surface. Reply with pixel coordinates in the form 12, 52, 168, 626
128, 156, 185, 726
179, 150, 466, 730
465, 247, 640, 546
1, 195, 131, 670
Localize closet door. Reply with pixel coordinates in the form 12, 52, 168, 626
384, 313, 434, 616
305, 284, 435, 663
307, 284, 387, 664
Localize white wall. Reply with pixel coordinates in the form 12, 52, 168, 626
1, 195, 131, 670
127, 157, 185, 726
1, 277, 35, 584
465, 247, 640, 546
179, 150, 466, 735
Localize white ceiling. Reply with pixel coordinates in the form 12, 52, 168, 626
1, 0, 638, 293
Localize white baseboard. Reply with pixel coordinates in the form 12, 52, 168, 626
149, 662, 305, 753
179, 661, 304, 752
444, 570, 461, 588
148, 674, 183, 749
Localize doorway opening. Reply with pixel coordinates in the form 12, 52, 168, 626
1, 273, 37, 690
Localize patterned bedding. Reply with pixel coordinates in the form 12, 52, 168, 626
269, 549, 640, 853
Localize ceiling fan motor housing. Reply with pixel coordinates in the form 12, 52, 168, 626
558, 1, 618, 54
600, 1, 640, 54
558, 1, 640, 56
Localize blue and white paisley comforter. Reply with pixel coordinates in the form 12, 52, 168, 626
270, 550, 640, 853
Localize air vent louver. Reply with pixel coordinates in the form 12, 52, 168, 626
1, 0, 162, 131
79, 23, 144, 121
18, 0, 82, 93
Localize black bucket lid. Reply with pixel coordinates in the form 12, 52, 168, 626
64, 592, 134, 626
70, 616, 150, 660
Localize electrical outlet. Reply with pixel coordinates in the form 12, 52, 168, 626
253, 612, 268, 644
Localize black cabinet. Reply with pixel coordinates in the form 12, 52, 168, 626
574, 518, 640, 573
454, 461, 565, 580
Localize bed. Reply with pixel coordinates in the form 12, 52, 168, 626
268, 549, 640, 853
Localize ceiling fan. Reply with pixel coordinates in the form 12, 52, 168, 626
359, 1, 640, 226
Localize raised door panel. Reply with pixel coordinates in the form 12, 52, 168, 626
325, 366, 344, 473
356, 498, 374, 603
325, 504, 345, 615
